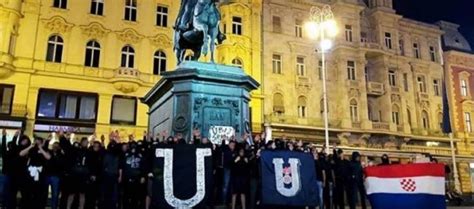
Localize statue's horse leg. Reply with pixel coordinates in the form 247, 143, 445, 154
209, 25, 218, 63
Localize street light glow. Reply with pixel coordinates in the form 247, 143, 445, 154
320, 39, 333, 51
305, 21, 320, 40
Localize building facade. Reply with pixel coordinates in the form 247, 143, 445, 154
263, 0, 472, 192
0, 0, 263, 140
440, 20, 474, 193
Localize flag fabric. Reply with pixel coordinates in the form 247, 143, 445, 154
442, 80, 452, 133
260, 150, 319, 206
151, 144, 213, 209
365, 163, 446, 209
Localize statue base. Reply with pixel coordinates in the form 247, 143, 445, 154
142, 61, 259, 142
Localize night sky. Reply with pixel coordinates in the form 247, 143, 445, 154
394, 0, 474, 49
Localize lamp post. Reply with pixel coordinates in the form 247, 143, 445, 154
305, 5, 337, 154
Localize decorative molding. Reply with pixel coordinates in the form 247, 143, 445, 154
42, 16, 74, 34
80, 22, 110, 39
150, 34, 172, 48
391, 94, 401, 103
116, 28, 143, 44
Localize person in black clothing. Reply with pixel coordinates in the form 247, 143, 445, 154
100, 140, 121, 209
60, 135, 91, 209
2, 129, 22, 209
313, 149, 326, 209
222, 140, 236, 204
19, 136, 51, 209
230, 147, 250, 209
85, 141, 104, 209
44, 140, 66, 209
348, 152, 366, 209
333, 148, 352, 209
324, 154, 336, 209
120, 142, 146, 209
380, 154, 390, 166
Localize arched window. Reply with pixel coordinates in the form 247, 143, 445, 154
46, 35, 64, 63
153, 51, 167, 75
422, 110, 430, 129
297, 96, 307, 118
350, 99, 358, 122
232, 58, 243, 68
392, 104, 400, 125
85, 40, 101, 67
273, 93, 284, 115
121, 45, 135, 68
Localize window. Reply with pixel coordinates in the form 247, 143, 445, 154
37, 90, 97, 121
403, 73, 409, 91
350, 99, 359, 122
232, 17, 242, 35
461, 79, 468, 97
347, 61, 356, 80
111, 96, 137, 125
153, 51, 166, 75
232, 58, 243, 68
46, 35, 64, 63
156, 6, 168, 27
121, 46, 135, 68
465, 112, 472, 133
384, 32, 392, 49
53, 0, 67, 9
388, 70, 396, 86
368, 102, 374, 121
433, 79, 440, 96
360, 32, 368, 43
272, 54, 282, 74
297, 96, 307, 118
365, 67, 369, 82
0, 85, 14, 115
399, 39, 405, 55
295, 19, 303, 38
417, 76, 426, 93
124, 0, 137, 21
392, 105, 400, 125
422, 111, 429, 129
318, 61, 323, 80
296, 56, 305, 76
90, 0, 104, 15
272, 16, 281, 33
85, 40, 101, 68
345, 25, 353, 42
413, 43, 420, 59
273, 93, 284, 115
429, 46, 437, 62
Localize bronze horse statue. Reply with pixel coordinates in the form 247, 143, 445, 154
174, 0, 225, 64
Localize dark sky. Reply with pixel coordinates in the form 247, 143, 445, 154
394, 0, 474, 48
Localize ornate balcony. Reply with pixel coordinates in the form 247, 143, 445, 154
391, 86, 400, 93
372, 122, 390, 131
112, 67, 142, 93
367, 81, 385, 96
265, 114, 341, 128
417, 92, 429, 102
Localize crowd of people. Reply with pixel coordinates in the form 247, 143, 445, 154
0, 129, 435, 209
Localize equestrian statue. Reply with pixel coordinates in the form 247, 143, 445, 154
174, 0, 226, 64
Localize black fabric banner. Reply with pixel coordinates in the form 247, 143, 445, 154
151, 144, 213, 209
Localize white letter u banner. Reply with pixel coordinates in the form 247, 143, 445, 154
272, 158, 302, 197
156, 148, 212, 209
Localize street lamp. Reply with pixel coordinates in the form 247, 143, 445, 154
305, 5, 338, 154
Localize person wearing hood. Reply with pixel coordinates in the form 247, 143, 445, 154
85, 141, 104, 209
348, 152, 366, 209
100, 139, 121, 209
332, 148, 351, 209
120, 142, 147, 209
379, 154, 390, 166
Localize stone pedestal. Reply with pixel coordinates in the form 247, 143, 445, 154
142, 61, 259, 141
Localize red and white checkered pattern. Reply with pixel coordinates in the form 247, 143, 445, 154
400, 179, 417, 192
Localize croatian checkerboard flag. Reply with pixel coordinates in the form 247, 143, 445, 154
365, 163, 446, 209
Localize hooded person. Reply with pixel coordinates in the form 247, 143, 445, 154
332, 148, 351, 209
348, 152, 367, 209
100, 140, 121, 209
120, 142, 146, 209
380, 154, 390, 166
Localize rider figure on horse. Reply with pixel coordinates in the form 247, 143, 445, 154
176, 0, 226, 44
